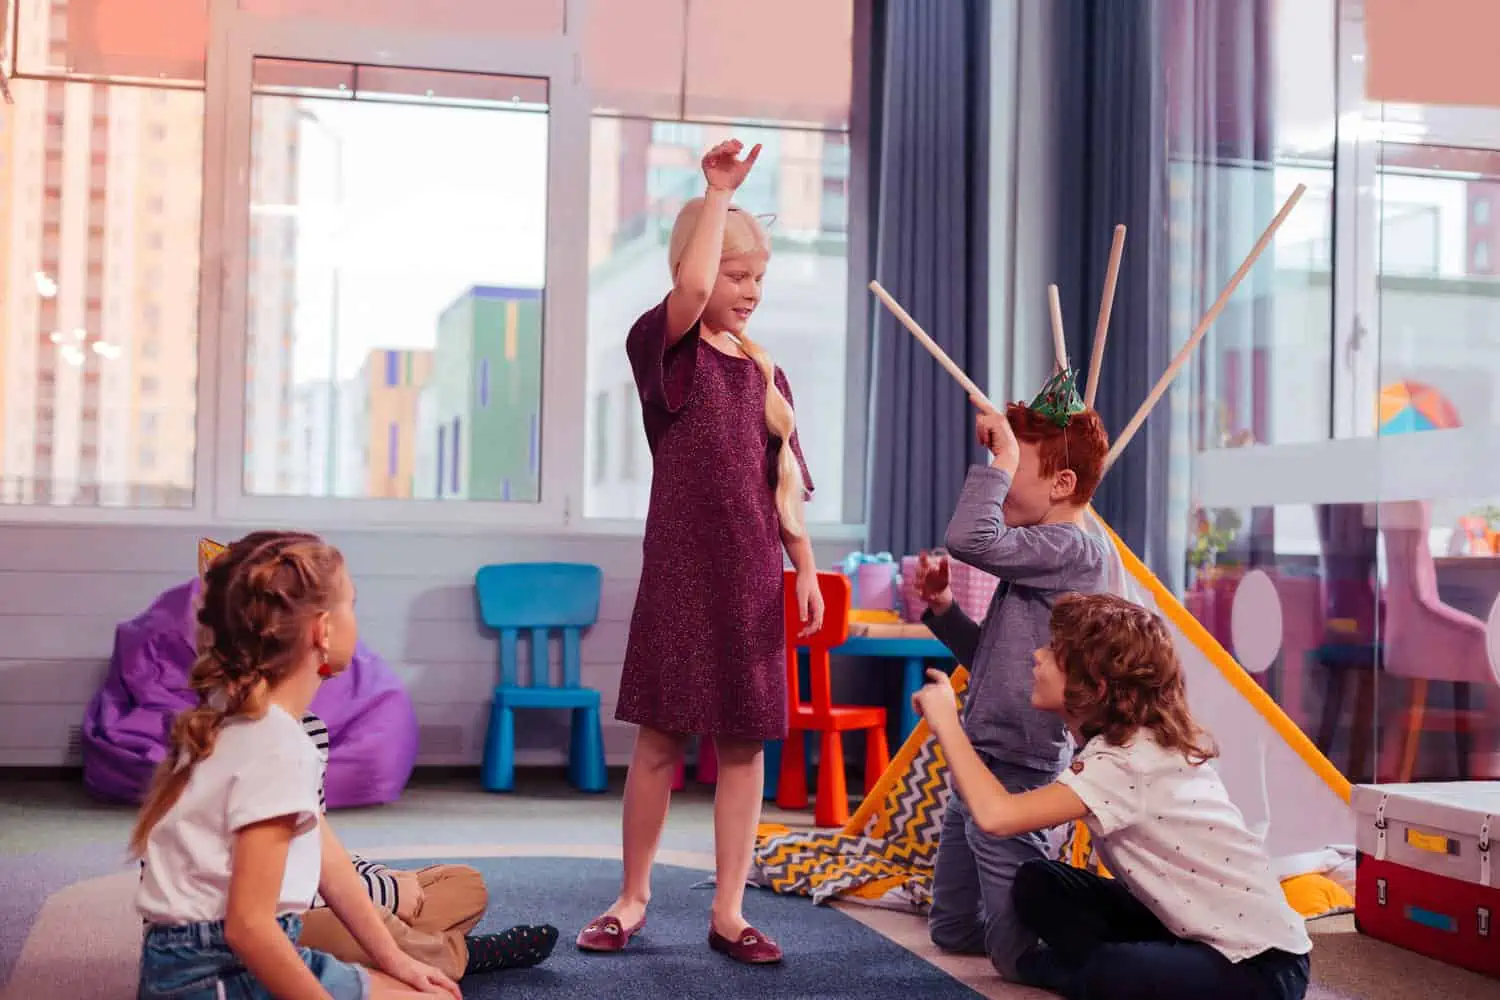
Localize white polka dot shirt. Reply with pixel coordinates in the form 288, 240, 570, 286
1058, 732, 1313, 961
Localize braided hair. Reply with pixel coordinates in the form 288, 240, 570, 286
128, 531, 345, 857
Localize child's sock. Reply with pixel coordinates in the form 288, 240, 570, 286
464, 924, 559, 974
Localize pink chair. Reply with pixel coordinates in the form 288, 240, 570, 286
672, 738, 718, 789
1377, 501, 1500, 781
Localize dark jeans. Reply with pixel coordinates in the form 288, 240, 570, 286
1011, 860, 1310, 1000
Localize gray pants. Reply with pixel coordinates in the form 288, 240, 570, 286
928, 760, 1062, 979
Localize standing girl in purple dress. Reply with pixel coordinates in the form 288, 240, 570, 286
576, 138, 823, 965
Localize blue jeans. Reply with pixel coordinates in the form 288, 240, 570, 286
139, 913, 369, 1000
928, 759, 1062, 979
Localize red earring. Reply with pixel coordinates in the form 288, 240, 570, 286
318, 651, 333, 678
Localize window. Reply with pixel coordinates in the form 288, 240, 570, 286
449, 416, 461, 495
0, 79, 201, 509
1474, 197, 1491, 225
4, 1, 860, 528
592, 389, 610, 486
240, 59, 547, 502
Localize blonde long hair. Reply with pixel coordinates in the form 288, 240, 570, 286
668, 199, 806, 536
127, 531, 345, 858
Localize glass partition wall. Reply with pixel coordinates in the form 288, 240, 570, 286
1169, 0, 1500, 784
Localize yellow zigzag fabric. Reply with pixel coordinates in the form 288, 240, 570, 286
750, 669, 973, 911
751, 666, 1107, 910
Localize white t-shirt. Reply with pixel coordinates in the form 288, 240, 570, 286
1057, 732, 1312, 962
136, 704, 324, 925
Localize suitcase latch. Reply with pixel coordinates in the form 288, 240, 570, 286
1479, 907, 1491, 938
1374, 795, 1390, 861
1376, 877, 1388, 907
1481, 815, 1493, 889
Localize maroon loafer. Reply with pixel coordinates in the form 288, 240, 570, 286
708, 925, 784, 964
576, 913, 646, 953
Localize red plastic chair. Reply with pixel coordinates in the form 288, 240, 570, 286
776, 570, 891, 827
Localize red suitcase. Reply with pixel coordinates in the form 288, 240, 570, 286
1352, 782, 1500, 978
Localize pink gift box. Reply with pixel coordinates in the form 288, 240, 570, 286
948, 559, 1000, 619
854, 562, 897, 611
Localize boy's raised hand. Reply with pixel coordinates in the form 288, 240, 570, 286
971, 394, 1019, 473
915, 551, 953, 615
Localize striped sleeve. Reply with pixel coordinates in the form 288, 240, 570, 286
352, 856, 401, 912
300, 712, 330, 814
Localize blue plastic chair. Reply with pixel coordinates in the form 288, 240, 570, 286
475, 562, 608, 793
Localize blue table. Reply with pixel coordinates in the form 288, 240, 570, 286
833, 633, 957, 740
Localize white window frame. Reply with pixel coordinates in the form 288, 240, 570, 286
206, 0, 587, 531
0, 0, 871, 543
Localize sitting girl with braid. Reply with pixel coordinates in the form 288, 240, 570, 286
131, 531, 459, 999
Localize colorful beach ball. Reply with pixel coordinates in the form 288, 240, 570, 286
1378, 380, 1460, 435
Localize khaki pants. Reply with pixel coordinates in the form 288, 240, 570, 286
300, 864, 488, 981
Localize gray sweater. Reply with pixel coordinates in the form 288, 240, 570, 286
922, 465, 1108, 774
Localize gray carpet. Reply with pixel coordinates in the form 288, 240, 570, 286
427, 857, 983, 999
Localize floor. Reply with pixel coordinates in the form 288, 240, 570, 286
2, 770, 1497, 1000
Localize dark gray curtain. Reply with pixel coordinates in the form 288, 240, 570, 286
865, 0, 990, 557
1048, 0, 1172, 569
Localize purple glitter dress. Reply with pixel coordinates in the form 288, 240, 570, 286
615, 296, 813, 742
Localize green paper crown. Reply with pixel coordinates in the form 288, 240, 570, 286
1029, 368, 1087, 427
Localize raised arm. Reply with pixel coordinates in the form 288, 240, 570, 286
664, 140, 762, 343
944, 466, 1101, 588
913, 671, 1089, 839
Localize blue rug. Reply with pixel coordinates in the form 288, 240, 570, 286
427, 857, 983, 999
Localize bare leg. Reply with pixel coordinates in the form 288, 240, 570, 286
604, 725, 686, 928
709, 736, 765, 937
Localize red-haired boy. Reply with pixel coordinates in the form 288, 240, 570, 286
915, 378, 1111, 979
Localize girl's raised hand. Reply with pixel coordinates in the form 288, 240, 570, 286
702, 139, 762, 192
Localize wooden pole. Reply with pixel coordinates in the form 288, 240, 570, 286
1047, 284, 1068, 373
1102, 184, 1306, 473
868, 280, 998, 412
1084, 225, 1127, 408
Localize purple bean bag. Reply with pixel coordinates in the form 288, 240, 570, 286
81, 578, 418, 808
